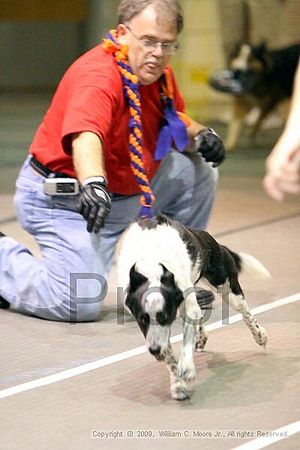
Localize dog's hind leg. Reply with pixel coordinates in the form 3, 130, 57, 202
225, 96, 250, 151
223, 287, 268, 347
251, 101, 276, 140
164, 342, 189, 401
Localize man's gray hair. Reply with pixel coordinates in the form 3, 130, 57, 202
117, 0, 184, 34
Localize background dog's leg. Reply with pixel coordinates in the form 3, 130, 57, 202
225, 96, 250, 151
177, 295, 201, 381
225, 292, 268, 347
164, 342, 189, 401
251, 102, 276, 140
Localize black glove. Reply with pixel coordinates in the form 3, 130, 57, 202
194, 127, 226, 167
78, 177, 111, 233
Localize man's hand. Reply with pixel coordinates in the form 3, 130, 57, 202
263, 134, 300, 201
78, 177, 111, 233
194, 127, 226, 167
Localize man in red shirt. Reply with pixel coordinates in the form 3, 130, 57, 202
0, 0, 225, 321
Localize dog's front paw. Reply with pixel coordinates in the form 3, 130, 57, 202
177, 360, 196, 382
170, 380, 189, 401
254, 326, 268, 348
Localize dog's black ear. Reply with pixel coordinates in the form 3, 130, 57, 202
254, 41, 270, 65
160, 264, 175, 286
129, 264, 148, 292
160, 264, 184, 307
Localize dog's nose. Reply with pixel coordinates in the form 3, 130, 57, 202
149, 346, 161, 356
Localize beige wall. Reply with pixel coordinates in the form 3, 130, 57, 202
0, 0, 86, 21
172, 0, 227, 120
1, 0, 298, 107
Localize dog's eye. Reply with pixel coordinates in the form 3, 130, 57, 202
139, 313, 150, 326
156, 311, 168, 326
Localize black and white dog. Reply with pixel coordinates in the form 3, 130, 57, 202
117, 214, 269, 400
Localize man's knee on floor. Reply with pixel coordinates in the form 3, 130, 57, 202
196, 157, 219, 188
67, 301, 103, 323
168, 151, 218, 189
66, 271, 108, 322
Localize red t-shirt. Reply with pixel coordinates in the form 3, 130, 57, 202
30, 44, 185, 195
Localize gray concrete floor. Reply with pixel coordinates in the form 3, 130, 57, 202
1, 93, 300, 450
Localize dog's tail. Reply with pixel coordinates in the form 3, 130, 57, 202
238, 252, 271, 279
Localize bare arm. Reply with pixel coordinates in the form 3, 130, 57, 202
284, 61, 300, 137
186, 118, 206, 139
72, 131, 106, 183
186, 118, 206, 150
263, 62, 300, 200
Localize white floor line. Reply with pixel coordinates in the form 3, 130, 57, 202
0, 292, 299, 400
231, 420, 300, 450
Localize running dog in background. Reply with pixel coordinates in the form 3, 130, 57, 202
210, 42, 300, 150
117, 214, 270, 400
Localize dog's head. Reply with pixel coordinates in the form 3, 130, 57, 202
229, 42, 271, 92
209, 42, 271, 95
125, 263, 184, 359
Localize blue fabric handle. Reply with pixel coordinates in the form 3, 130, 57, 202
154, 100, 189, 161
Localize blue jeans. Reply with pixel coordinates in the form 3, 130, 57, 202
0, 152, 217, 321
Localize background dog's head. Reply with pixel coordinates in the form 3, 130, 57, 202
209, 42, 271, 96
229, 42, 271, 91
125, 263, 184, 359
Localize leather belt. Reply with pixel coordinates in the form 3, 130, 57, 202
30, 156, 72, 179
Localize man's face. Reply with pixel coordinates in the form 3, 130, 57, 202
117, 5, 178, 85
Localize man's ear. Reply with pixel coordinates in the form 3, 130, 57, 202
117, 24, 128, 45
129, 264, 148, 292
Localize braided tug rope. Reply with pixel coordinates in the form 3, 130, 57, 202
103, 30, 190, 219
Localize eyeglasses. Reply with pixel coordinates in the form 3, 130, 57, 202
125, 25, 179, 55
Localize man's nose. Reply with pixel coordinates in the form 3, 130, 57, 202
151, 43, 164, 57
